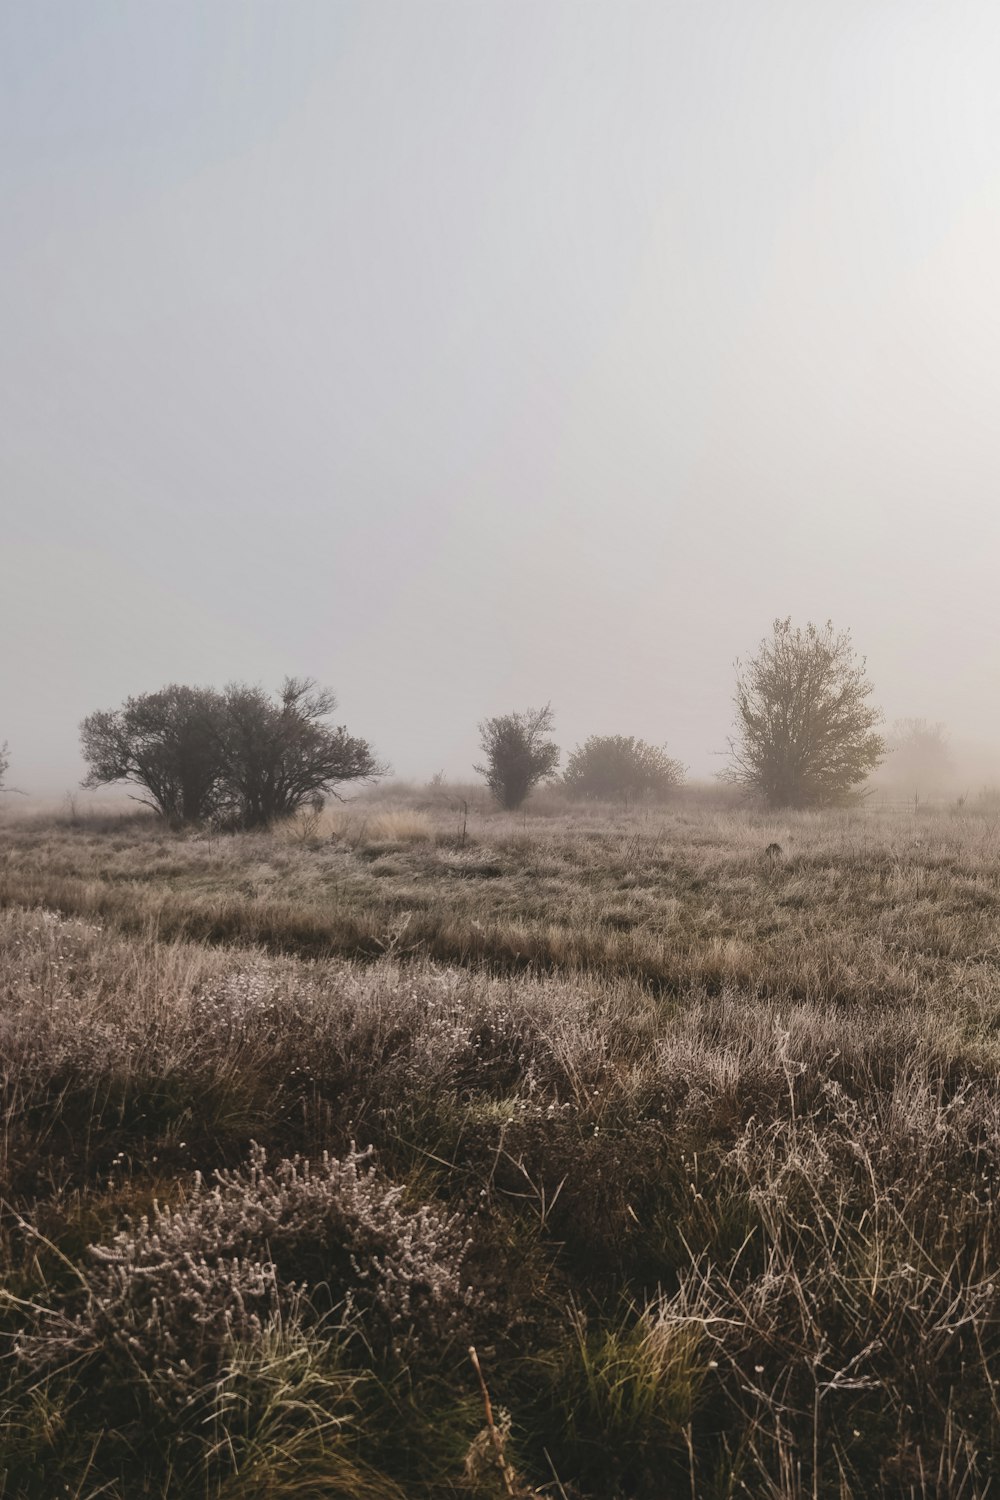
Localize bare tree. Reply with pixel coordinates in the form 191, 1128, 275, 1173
563, 735, 685, 803
218, 677, 384, 828
0, 743, 28, 800
80, 686, 226, 822
726, 619, 885, 807
476, 705, 559, 810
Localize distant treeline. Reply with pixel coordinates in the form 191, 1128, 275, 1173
0, 619, 968, 820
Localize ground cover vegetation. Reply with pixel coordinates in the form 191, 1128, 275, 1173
4, 790, 1000, 1496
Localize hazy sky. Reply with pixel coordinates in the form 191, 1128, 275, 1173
4, 1, 1000, 794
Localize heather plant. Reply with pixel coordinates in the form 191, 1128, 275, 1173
3, 1291, 391, 1498
12, 1144, 477, 1404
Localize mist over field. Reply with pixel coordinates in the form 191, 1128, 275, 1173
4, 1, 1000, 794
9, 6, 1000, 1498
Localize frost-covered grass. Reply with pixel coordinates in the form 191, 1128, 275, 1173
3, 800, 1000, 1494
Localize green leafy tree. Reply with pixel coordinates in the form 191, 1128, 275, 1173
563, 735, 685, 803
476, 704, 559, 810
726, 619, 885, 807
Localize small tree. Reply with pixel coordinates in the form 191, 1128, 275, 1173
726, 619, 885, 808
81, 678, 383, 827
476, 704, 559, 810
0, 743, 27, 800
80, 686, 226, 822
563, 735, 685, 803
885, 718, 952, 800
218, 677, 384, 828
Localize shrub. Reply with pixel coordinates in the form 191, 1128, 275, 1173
80, 678, 384, 827
217, 678, 385, 828
80, 686, 225, 823
475, 705, 559, 810
13, 1144, 478, 1403
563, 736, 684, 803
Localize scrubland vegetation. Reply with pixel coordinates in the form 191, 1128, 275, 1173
3, 789, 1000, 1496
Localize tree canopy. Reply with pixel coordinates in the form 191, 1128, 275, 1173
563, 735, 684, 802
726, 619, 885, 807
81, 686, 224, 823
475, 705, 559, 809
81, 679, 383, 826
217, 678, 384, 828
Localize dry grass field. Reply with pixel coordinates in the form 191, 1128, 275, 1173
4, 790, 1000, 1496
